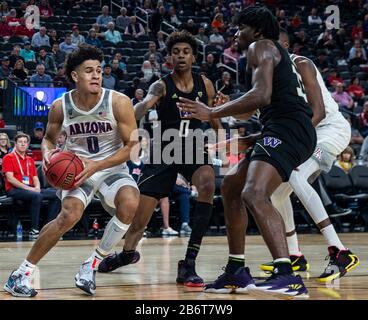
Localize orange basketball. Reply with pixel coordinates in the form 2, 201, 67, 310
45, 151, 84, 190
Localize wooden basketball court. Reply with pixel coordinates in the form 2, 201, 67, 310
0, 233, 367, 300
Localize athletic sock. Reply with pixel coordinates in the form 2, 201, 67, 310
273, 258, 293, 275
17, 260, 36, 276
225, 254, 245, 274
320, 224, 345, 250
118, 249, 136, 264
287, 233, 303, 256
185, 244, 200, 262
86, 250, 104, 270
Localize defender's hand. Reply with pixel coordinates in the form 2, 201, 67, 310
177, 97, 212, 121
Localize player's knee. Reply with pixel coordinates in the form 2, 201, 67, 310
56, 203, 83, 230
241, 187, 267, 210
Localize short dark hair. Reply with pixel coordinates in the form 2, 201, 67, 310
65, 44, 104, 83
166, 30, 198, 56
15, 133, 30, 143
235, 6, 279, 41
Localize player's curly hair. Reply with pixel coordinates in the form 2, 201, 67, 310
166, 30, 198, 56
65, 44, 104, 83
235, 6, 279, 41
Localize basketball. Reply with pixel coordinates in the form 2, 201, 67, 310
45, 151, 84, 190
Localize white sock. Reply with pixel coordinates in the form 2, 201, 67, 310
86, 250, 104, 270
229, 254, 245, 259
17, 259, 36, 276
320, 225, 345, 250
287, 234, 302, 256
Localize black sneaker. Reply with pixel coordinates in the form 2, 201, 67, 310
176, 260, 204, 287
326, 204, 352, 218
259, 255, 309, 272
97, 251, 140, 273
317, 246, 360, 283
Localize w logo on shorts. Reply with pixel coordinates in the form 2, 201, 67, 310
263, 137, 282, 148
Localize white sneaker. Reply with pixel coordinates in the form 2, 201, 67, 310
162, 227, 179, 236
75, 260, 97, 295
180, 223, 192, 236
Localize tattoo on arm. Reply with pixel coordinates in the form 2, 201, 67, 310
148, 81, 164, 97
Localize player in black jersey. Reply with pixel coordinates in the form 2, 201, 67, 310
98, 31, 223, 287
178, 7, 316, 298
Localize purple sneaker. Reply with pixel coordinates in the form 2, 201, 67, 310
204, 267, 256, 294
98, 251, 140, 273
249, 274, 309, 299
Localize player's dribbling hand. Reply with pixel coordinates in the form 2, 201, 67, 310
73, 157, 100, 188
42, 148, 60, 174
177, 97, 212, 121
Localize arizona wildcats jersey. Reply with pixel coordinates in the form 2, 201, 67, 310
59, 88, 124, 161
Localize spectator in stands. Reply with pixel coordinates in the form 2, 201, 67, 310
0, 132, 10, 169
347, 76, 365, 104
30, 122, 44, 146
215, 71, 234, 96
349, 47, 367, 67
59, 33, 77, 54
31, 26, 50, 48
327, 69, 343, 87
144, 41, 164, 64
139, 60, 159, 86
334, 28, 347, 51
48, 29, 59, 47
363, 14, 368, 39
20, 41, 36, 62
125, 76, 143, 99
10, 59, 28, 82
349, 39, 367, 61
359, 101, 368, 138
209, 27, 225, 50
86, 28, 102, 48
96, 5, 113, 27
9, 46, 24, 68
160, 196, 179, 236
0, 1, 10, 18
195, 26, 209, 45
0, 15, 12, 40
91, 22, 105, 38
204, 53, 219, 82
345, 115, 364, 154
223, 41, 240, 65
111, 59, 125, 81
14, 17, 34, 40
335, 147, 355, 173
116, 7, 130, 32
53, 65, 68, 88
30, 64, 53, 87
71, 25, 85, 46
2, 133, 42, 236
276, 8, 288, 29
332, 82, 354, 113
352, 20, 363, 40
131, 88, 144, 105
125, 15, 145, 38
316, 29, 336, 51
156, 31, 167, 54
211, 13, 225, 33
39, 0, 53, 18
5, 9, 20, 33
151, 5, 165, 35
104, 21, 122, 44
37, 48, 56, 74
182, 19, 198, 35
308, 8, 322, 26
161, 54, 173, 74
51, 43, 66, 67
314, 50, 330, 74
359, 134, 368, 162
290, 11, 301, 29
0, 55, 11, 78
102, 64, 117, 90
335, 50, 349, 67
166, 6, 181, 27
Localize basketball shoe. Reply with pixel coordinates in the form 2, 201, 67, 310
75, 260, 96, 295
98, 250, 140, 273
176, 259, 204, 287
204, 267, 256, 294
317, 246, 360, 283
249, 273, 309, 299
259, 255, 309, 272
4, 270, 37, 297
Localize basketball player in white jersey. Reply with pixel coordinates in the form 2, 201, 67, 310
4, 44, 140, 297
259, 30, 360, 282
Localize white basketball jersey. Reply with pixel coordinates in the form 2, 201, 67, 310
290, 54, 342, 127
60, 88, 124, 161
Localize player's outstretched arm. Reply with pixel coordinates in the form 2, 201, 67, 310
134, 80, 166, 120
177, 40, 277, 120
294, 58, 325, 127
202, 75, 223, 130
42, 100, 63, 167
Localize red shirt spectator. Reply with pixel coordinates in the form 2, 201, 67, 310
15, 18, 35, 38
347, 77, 365, 99
39, 0, 54, 18
352, 21, 363, 40
327, 70, 344, 87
